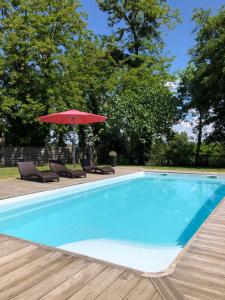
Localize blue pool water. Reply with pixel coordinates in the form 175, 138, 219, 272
0, 173, 225, 249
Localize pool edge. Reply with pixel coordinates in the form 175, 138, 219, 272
0, 170, 225, 278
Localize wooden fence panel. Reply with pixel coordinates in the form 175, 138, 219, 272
0, 147, 79, 166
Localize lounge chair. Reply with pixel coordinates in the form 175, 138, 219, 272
80, 159, 115, 175
49, 160, 86, 178
18, 162, 59, 183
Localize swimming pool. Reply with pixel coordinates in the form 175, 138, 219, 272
0, 172, 225, 273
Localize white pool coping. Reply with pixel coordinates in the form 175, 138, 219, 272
0, 172, 144, 210
1, 171, 224, 210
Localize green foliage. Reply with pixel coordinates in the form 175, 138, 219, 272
107, 78, 177, 141
93, 0, 180, 164
200, 143, 225, 156
97, 0, 180, 55
166, 132, 195, 163
0, 0, 86, 145
102, 66, 178, 164
179, 6, 225, 149
149, 132, 196, 166
192, 7, 225, 142
0, 0, 181, 166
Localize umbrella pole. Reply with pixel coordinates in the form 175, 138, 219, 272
72, 125, 76, 167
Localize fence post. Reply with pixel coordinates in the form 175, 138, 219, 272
0, 134, 5, 167
44, 146, 49, 165
1, 145, 5, 167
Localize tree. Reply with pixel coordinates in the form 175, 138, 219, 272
0, 0, 86, 146
97, 0, 179, 55
93, 0, 180, 164
64, 36, 120, 158
166, 132, 195, 166
178, 65, 210, 165
179, 6, 225, 164
103, 66, 178, 164
191, 7, 225, 143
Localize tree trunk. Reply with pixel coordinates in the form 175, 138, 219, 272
195, 112, 203, 166
78, 125, 86, 159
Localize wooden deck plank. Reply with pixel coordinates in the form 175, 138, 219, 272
193, 238, 225, 250
95, 271, 141, 300
188, 244, 225, 260
0, 251, 62, 291
170, 268, 225, 297
63, 266, 124, 300
12, 259, 93, 300
123, 278, 156, 300
157, 199, 225, 299
0, 244, 36, 266
200, 227, 225, 237
151, 292, 164, 300
177, 254, 225, 277
0, 239, 28, 257
196, 233, 225, 243
0, 246, 46, 277
1, 169, 225, 299
170, 278, 225, 300
0, 166, 142, 199
198, 232, 225, 242
152, 277, 184, 300
0, 255, 73, 299
39, 262, 106, 300
0, 235, 12, 243
181, 249, 225, 266
169, 278, 225, 300
175, 286, 222, 300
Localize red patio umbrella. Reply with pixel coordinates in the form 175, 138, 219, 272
38, 110, 107, 164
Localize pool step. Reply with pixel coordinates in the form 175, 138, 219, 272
205, 175, 219, 180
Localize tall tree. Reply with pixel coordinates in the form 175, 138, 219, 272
178, 6, 225, 164
0, 0, 86, 146
65, 36, 119, 157
102, 64, 178, 164
95, 0, 180, 164
97, 0, 179, 55
191, 7, 225, 142
178, 65, 210, 165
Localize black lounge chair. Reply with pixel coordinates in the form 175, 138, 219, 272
49, 160, 86, 178
18, 162, 59, 183
80, 159, 115, 175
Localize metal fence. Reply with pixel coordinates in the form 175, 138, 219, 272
147, 154, 225, 168
1, 147, 225, 168
0, 146, 79, 167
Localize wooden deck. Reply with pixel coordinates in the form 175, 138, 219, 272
0, 167, 225, 299
0, 166, 143, 200
153, 197, 225, 300
0, 235, 163, 300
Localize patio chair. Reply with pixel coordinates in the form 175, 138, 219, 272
49, 160, 86, 178
18, 162, 59, 183
80, 158, 115, 175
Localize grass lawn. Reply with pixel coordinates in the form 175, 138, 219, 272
144, 165, 225, 173
0, 164, 82, 179
0, 164, 225, 179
